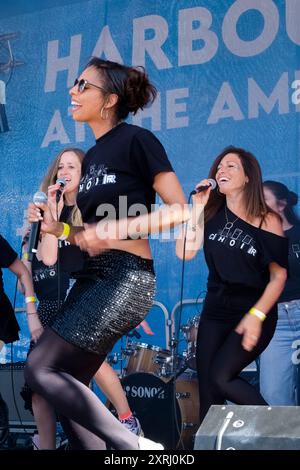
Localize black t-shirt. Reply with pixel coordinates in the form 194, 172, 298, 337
58, 205, 85, 273
77, 122, 174, 224
204, 206, 289, 293
32, 205, 84, 301
279, 224, 300, 302
0, 235, 18, 294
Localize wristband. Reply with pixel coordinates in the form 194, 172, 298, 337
249, 307, 266, 322
25, 296, 37, 304
22, 252, 29, 261
58, 223, 70, 241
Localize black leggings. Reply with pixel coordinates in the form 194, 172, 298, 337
24, 328, 139, 450
196, 312, 277, 424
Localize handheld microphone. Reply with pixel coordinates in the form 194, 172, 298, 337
55, 177, 66, 203
190, 178, 217, 195
27, 191, 48, 262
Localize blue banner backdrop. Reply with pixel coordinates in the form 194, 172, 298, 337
0, 0, 299, 362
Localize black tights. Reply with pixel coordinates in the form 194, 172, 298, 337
25, 328, 139, 450
196, 313, 277, 424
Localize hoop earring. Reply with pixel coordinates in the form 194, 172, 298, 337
100, 107, 109, 120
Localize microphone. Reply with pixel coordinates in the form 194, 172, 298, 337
55, 177, 66, 203
190, 178, 217, 195
27, 191, 48, 262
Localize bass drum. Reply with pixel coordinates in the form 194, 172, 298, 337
107, 371, 199, 450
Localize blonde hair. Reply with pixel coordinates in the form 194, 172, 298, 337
40, 148, 85, 226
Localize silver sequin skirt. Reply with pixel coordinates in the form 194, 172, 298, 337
38, 299, 63, 328
50, 249, 156, 355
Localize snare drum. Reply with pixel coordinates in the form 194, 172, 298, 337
125, 343, 171, 376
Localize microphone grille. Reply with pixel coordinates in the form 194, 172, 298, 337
208, 178, 217, 190
56, 177, 66, 187
33, 191, 48, 204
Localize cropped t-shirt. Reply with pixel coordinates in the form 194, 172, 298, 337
77, 123, 174, 224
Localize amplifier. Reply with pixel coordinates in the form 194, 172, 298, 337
0, 362, 35, 426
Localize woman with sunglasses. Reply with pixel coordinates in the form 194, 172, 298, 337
26, 58, 187, 450
176, 147, 288, 424
22, 147, 149, 449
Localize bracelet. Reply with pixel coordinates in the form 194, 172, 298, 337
27, 311, 38, 316
249, 307, 266, 322
25, 296, 37, 304
22, 252, 29, 261
58, 223, 70, 241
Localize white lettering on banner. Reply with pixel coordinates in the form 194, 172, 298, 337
132, 15, 172, 69
92, 25, 123, 63
43, 3, 300, 92
208, 71, 299, 124
286, 0, 300, 45
178, 7, 218, 66
248, 73, 289, 118
166, 88, 189, 129
207, 82, 244, 124
222, 0, 279, 57
41, 110, 70, 147
44, 35, 81, 92
292, 77, 300, 111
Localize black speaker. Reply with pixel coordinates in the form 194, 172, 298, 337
0, 362, 34, 425
194, 405, 300, 450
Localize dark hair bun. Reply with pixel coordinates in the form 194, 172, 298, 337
124, 67, 157, 114
288, 190, 298, 206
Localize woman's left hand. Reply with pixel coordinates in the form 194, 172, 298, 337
235, 313, 262, 352
75, 224, 111, 256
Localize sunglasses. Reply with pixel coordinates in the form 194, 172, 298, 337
73, 78, 107, 94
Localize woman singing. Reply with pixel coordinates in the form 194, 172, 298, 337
26, 58, 188, 449
176, 146, 288, 424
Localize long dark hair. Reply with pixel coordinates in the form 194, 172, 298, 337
263, 180, 300, 226
86, 57, 157, 120
205, 146, 269, 223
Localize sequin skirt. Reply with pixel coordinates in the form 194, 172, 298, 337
50, 250, 156, 355
38, 299, 63, 328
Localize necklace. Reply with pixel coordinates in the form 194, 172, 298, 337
224, 205, 239, 230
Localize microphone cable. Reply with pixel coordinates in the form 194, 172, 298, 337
169, 192, 194, 450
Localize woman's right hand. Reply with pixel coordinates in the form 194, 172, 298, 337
47, 183, 65, 220
192, 179, 213, 206
27, 313, 44, 343
27, 201, 56, 234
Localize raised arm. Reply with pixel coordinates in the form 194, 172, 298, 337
176, 179, 213, 260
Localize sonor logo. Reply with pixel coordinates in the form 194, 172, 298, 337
124, 385, 165, 399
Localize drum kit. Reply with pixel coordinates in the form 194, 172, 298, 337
107, 315, 201, 450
